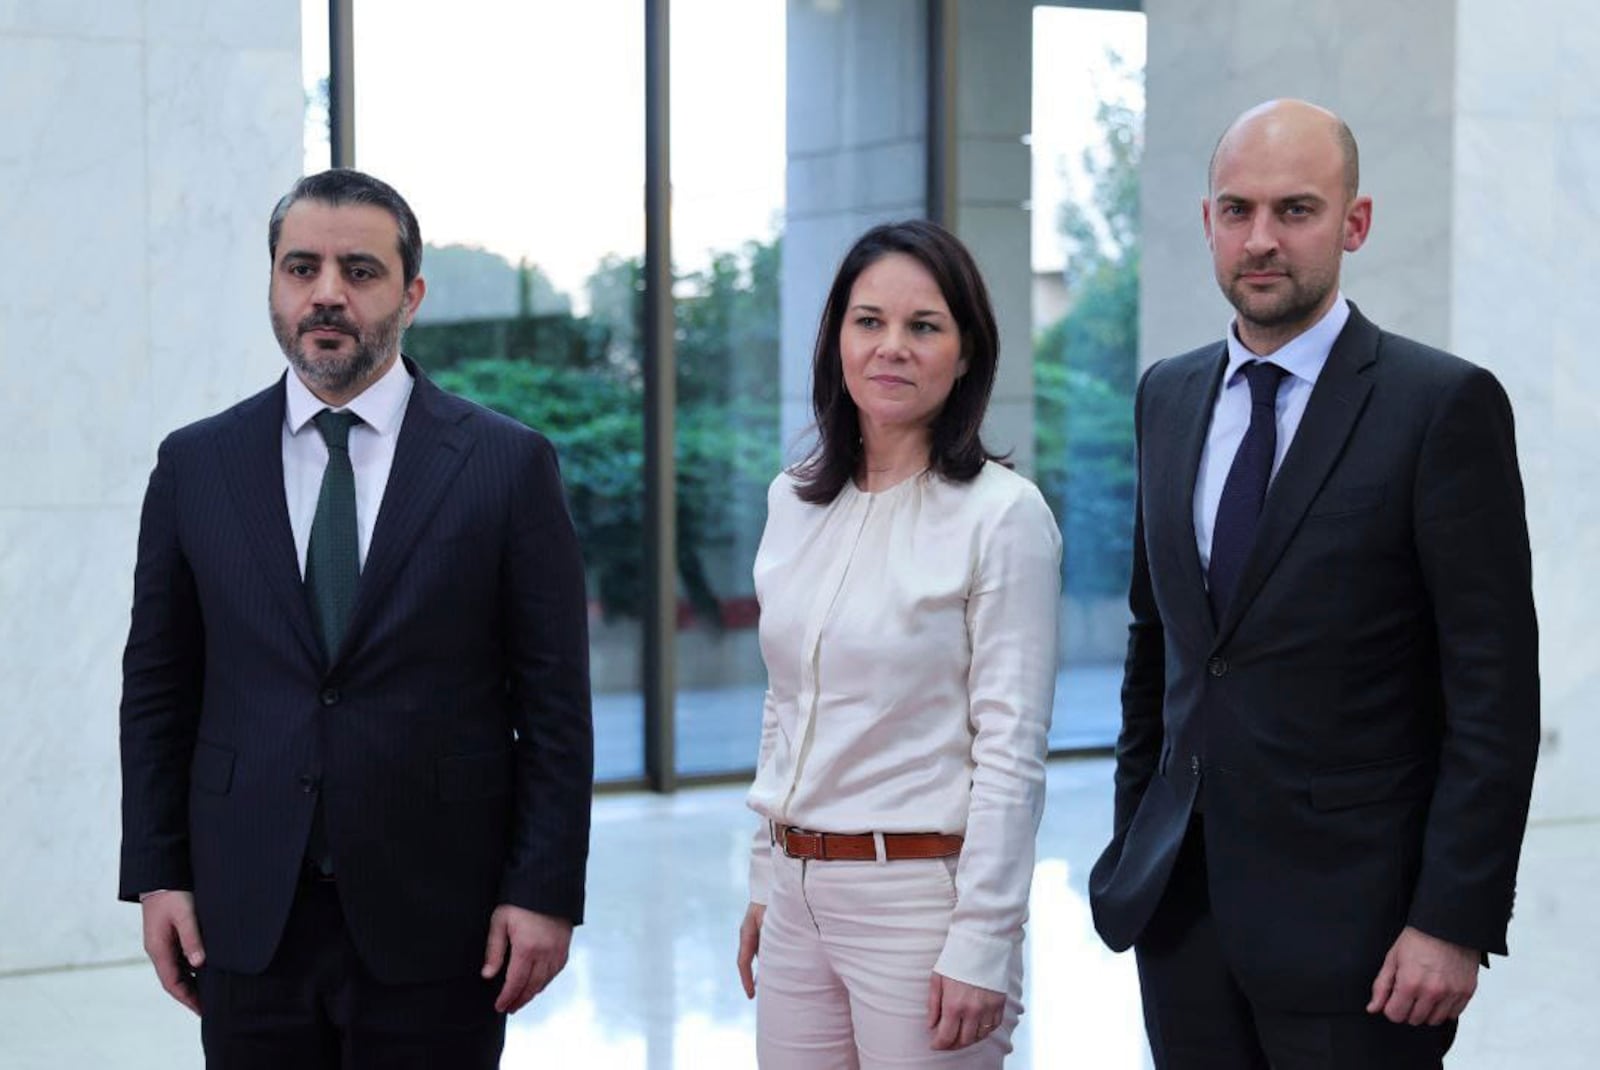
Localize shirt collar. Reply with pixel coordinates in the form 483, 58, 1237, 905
1223, 293, 1349, 389
285, 355, 415, 437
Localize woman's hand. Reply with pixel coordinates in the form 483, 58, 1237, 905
737, 902, 767, 998
928, 971, 1005, 1049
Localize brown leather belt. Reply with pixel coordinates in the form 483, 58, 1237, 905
774, 824, 963, 862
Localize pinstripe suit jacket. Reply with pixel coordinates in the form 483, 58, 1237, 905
118, 359, 593, 984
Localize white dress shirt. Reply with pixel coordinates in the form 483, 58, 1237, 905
1193, 295, 1349, 574
746, 462, 1063, 993
283, 357, 414, 575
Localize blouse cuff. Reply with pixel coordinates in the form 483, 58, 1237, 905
933, 923, 1017, 994
748, 848, 773, 906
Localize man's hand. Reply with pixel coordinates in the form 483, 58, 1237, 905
736, 902, 766, 999
927, 972, 1005, 1050
140, 890, 205, 1015
1367, 925, 1480, 1026
481, 904, 573, 1014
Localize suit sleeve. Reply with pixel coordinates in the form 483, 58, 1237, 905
498, 434, 594, 924
1406, 366, 1540, 956
1109, 363, 1167, 837
118, 438, 205, 901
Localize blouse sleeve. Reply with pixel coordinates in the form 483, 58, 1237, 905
934, 483, 1063, 991
746, 472, 793, 905
747, 685, 781, 904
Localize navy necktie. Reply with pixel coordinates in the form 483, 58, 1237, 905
1208, 361, 1287, 619
306, 409, 363, 662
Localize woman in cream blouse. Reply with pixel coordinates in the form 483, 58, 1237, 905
736, 220, 1062, 1067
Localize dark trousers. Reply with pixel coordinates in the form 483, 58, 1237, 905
197, 877, 506, 1070
1134, 819, 1455, 1070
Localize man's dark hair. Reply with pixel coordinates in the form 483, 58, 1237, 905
792, 219, 1004, 505
268, 169, 423, 284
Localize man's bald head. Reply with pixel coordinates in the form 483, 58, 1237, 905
1208, 99, 1360, 202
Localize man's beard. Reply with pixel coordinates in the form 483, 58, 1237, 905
1221, 260, 1335, 334
272, 303, 406, 395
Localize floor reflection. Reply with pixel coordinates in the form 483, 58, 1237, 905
1025, 859, 1147, 1067
500, 758, 1151, 1069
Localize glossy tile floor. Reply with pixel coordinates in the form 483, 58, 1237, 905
4, 759, 1596, 1068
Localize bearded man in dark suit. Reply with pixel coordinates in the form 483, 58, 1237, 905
1089, 100, 1540, 1069
119, 168, 593, 1068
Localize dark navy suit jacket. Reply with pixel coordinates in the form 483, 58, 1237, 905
1089, 306, 1540, 1012
119, 359, 593, 985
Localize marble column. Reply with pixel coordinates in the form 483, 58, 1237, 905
952, 0, 1035, 473
1449, 0, 1600, 824
0, 0, 303, 972
782, 0, 930, 462
782, 0, 1036, 474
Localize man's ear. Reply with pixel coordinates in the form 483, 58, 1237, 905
1343, 196, 1373, 253
402, 275, 427, 326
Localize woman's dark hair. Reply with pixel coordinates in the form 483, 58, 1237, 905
268, 168, 424, 286
792, 219, 1003, 504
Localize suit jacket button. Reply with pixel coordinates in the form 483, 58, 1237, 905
297, 774, 319, 793
1207, 657, 1228, 677
1190, 755, 1201, 775
320, 688, 341, 706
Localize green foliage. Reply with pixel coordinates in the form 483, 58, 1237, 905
675, 240, 782, 407
1036, 59, 1142, 599
406, 312, 610, 372
425, 239, 782, 622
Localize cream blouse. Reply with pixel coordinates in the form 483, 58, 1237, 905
746, 461, 1063, 993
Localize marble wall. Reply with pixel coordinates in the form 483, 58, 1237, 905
1449, 0, 1600, 823
0, 1, 302, 972
1141, 0, 1598, 824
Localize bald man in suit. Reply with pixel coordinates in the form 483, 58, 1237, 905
1089, 101, 1539, 1069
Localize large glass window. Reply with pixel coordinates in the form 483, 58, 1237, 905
352, 0, 647, 784
669, 0, 786, 779
1031, 6, 1146, 751
299, 0, 330, 170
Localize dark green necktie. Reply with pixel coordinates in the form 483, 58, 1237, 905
305, 409, 362, 662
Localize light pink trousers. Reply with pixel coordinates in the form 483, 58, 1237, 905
756, 850, 1024, 1069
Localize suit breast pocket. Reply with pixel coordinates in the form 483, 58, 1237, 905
1305, 482, 1386, 521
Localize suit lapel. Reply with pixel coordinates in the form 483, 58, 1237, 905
217, 376, 324, 664
1212, 307, 1380, 646
1160, 345, 1228, 643
340, 362, 475, 661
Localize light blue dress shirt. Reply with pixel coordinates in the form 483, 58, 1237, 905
1193, 295, 1350, 576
